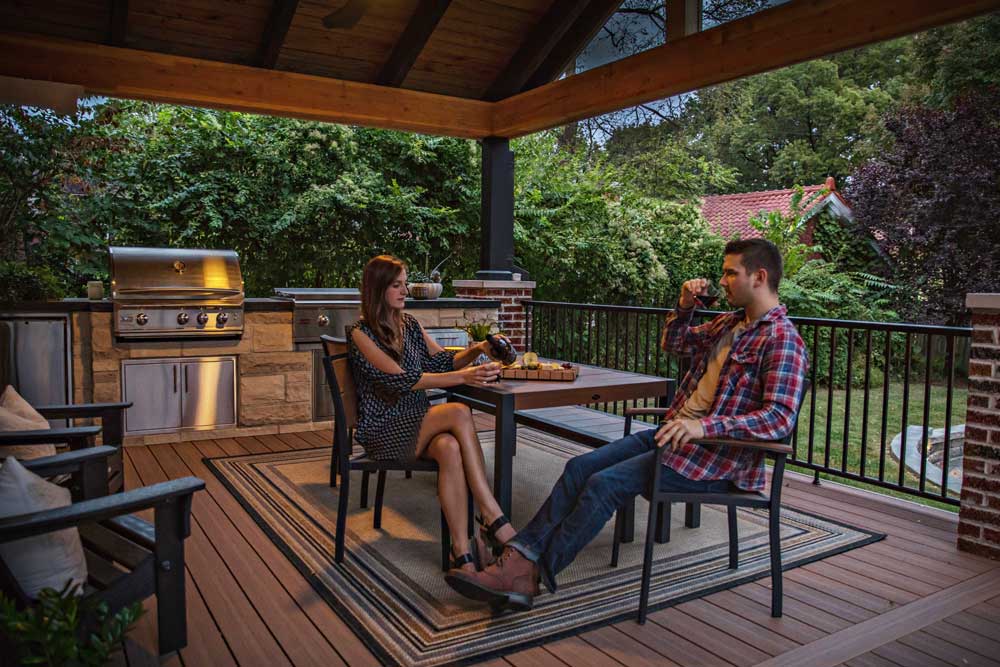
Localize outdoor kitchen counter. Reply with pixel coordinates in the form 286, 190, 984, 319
5, 296, 505, 446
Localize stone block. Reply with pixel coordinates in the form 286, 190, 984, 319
278, 421, 315, 434
253, 324, 293, 352
247, 311, 292, 325
240, 400, 311, 426
241, 352, 310, 376
408, 311, 440, 328
182, 335, 253, 356
241, 374, 286, 404
122, 341, 182, 359
91, 319, 115, 353
93, 381, 121, 403
285, 371, 312, 403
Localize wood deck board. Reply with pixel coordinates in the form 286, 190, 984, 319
121, 429, 1000, 666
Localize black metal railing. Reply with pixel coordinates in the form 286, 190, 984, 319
525, 300, 971, 506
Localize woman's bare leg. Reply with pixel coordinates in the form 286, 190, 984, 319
415, 403, 516, 544
422, 432, 472, 569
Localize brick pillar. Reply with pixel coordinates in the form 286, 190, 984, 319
452, 279, 535, 350
958, 293, 1000, 559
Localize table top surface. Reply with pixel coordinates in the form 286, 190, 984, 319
450, 360, 669, 408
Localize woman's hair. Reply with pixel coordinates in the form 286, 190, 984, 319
360, 255, 407, 358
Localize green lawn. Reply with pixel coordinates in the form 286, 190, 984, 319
791, 381, 967, 512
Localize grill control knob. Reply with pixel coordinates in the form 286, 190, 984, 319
317, 314, 330, 327
196, 312, 209, 326
177, 312, 190, 325
217, 312, 229, 325
136, 313, 148, 326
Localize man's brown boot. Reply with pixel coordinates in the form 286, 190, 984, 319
445, 546, 540, 611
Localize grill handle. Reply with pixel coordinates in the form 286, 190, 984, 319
115, 287, 243, 299
173, 365, 178, 393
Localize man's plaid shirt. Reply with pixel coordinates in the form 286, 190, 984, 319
659, 304, 808, 490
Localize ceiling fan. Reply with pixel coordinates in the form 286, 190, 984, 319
322, 0, 369, 29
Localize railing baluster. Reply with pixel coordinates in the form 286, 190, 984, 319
880, 330, 892, 482
919, 333, 933, 494
825, 326, 836, 470
809, 325, 820, 467
860, 329, 872, 479
899, 333, 913, 489
843, 328, 854, 473
942, 335, 955, 500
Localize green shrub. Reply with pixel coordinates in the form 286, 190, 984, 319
0, 260, 65, 302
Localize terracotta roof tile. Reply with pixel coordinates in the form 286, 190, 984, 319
701, 183, 833, 239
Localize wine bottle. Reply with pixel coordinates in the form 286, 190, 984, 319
485, 333, 518, 365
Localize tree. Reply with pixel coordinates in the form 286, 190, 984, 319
848, 88, 1000, 326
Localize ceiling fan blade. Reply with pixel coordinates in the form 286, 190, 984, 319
322, 0, 368, 29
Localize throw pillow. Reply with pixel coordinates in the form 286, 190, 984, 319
0, 385, 55, 460
0, 456, 87, 598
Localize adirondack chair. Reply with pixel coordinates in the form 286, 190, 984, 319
0, 445, 204, 659
0, 400, 131, 493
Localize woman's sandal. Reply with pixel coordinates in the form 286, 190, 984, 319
477, 514, 512, 558
470, 532, 497, 570
451, 552, 476, 571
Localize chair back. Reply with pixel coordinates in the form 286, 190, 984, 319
320, 336, 359, 471
321, 334, 347, 357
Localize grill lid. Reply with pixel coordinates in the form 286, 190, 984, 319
110, 247, 244, 305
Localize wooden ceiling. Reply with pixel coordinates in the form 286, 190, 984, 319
1, 0, 999, 138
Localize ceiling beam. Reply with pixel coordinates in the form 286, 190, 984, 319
0, 32, 493, 139
375, 0, 451, 87
665, 0, 700, 42
484, 0, 591, 101
109, 0, 128, 47
518, 0, 622, 94
495, 0, 1000, 137
256, 0, 299, 69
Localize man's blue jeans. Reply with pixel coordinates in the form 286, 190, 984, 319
507, 427, 729, 593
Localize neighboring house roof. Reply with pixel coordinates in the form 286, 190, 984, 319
701, 177, 852, 240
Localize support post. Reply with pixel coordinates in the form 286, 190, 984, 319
477, 137, 514, 280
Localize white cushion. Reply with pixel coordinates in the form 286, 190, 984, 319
0, 456, 87, 598
0, 385, 56, 460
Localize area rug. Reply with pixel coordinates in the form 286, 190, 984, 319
205, 429, 883, 667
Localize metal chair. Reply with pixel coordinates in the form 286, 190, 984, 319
610, 387, 806, 624
320, 335, 470, 570
0, 446, 204, 657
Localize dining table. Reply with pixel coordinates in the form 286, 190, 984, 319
447, 361, 671, 519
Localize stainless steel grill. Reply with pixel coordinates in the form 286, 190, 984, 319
273, 287, 361, 421
109, 247, 245, 339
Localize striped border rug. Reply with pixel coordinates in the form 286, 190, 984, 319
206, 429, 883, 666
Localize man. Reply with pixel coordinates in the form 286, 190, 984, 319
445, 238, 808, 611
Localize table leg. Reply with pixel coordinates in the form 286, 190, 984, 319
494, 394, 516, 519
620, 499, 636, 543
685, 502, 701, 528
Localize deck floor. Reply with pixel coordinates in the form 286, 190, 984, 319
119, 410, 1000, 667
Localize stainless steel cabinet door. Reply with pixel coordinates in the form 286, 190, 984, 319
122, 360, 182, 434
181, 358, 236, 429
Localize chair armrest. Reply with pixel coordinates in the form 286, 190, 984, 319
0, 476, 205, 543
692, 437, 792, 456
34, 402, 132, 419
0, 425, 102, 446
624, 407, 669, 418
21, 446, 117, 478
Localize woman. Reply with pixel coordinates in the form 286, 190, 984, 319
347, 255, 518, 574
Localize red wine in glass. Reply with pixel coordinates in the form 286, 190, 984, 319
695, 286, 720, 308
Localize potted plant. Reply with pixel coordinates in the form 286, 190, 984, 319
406, 254, 449, 300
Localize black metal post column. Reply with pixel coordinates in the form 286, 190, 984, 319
477, 137, 514, 280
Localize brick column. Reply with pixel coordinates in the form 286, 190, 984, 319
958, 293, 1000, 559
452, 279, 535, 350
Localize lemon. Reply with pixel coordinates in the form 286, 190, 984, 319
522, 352, 539, 366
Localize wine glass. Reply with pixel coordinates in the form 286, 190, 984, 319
695, 283, 720, 309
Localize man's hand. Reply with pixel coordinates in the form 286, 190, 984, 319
679, 278, 710, 309
655, 418, 705, 450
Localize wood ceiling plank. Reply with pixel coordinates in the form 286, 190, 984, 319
494, 0, 1000, 136
0, 31, 493, 138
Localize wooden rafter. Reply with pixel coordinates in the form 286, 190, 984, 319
484, 0, 590, 101
494, 0, 1000, 137
256, 0, 300, 69
376, 0, 452, 87
0, 32, 493, 139
109, 0, 128, 47
518, 0, 623, 94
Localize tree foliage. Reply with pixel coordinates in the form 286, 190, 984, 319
848, 88, 1000, 326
